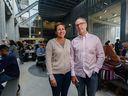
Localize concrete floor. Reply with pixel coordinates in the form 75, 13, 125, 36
19, 62, 116, 96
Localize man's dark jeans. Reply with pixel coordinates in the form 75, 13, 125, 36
76, 73, 98, 96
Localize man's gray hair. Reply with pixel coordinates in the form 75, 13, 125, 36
75, 17, 87, 24
76, 17, 86, 22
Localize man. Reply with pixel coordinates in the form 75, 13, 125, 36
115, 39, 122, 56
0, 45, 20, 94
71, 17, 105, 96
36, 43, 46, 67
36, 43, 45, 57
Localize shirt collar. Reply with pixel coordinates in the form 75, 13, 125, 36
78, 32, 89, 38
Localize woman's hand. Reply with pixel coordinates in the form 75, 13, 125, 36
50, 79, 57, 87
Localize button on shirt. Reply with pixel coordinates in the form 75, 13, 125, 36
71, 33, 105, 78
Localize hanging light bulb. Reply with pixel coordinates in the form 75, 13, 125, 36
39, 31, 41, 35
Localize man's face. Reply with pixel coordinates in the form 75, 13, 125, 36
0, 49, 8, 56
75, 18, 87, 35
39, 44, 43, 48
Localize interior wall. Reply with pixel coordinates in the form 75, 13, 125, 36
92, 22, 119, 44
0, 0, 6, 39
6, 15, 15, 40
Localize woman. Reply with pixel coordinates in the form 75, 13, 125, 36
46, 22, 71, 96
103, 43, 127, 81
17, 41, 25, 64
104, 43, 120, 66
9, 40, 19, 58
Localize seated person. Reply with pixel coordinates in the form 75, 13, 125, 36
103, 43, 127, 81
36, 43, 45, 67
36, 43, 45, 57
0, 45, 20, 94
120, 45, 127, 64
121, 47, 127, 57
104, 43, 120, 65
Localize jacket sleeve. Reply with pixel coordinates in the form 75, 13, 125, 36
70, 41, 76, 76
45, 41, 55, 80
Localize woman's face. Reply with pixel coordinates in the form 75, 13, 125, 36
56, 25, 66, 38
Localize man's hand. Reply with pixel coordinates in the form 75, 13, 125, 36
50, 79, 57, 87
71, 76, 79, 85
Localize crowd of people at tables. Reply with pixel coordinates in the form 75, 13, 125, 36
101, 39, 128, 83
0, 39, 46, 95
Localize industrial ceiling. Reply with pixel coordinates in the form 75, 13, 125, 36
39, 0, 84, 20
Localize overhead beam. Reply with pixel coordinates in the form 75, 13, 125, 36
39, 8, 67, 19
38, 9, 66, 17
49, 0, 75, 7
39, 10, 68, 16
41, 16, 64, 21
39, 4, 68, 12
91, 18, 120, 26
39, 1, 71, 10
39, 13, 66, 18
15, 1, 38, 17
107, 15, 120, 21
55, 0, 77, 5
67, 0, 83, 4
20, 12, 39, 24
39, 8, 67, 14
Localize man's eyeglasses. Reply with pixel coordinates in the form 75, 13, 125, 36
75, 22, 86, 27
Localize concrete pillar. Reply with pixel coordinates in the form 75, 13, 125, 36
6, 15, 15, 40
13, 0, 20, 41
120, 0, 128, 41
15, 24, 20, 41
6, 0, 20, 41
0, 0, 6, 39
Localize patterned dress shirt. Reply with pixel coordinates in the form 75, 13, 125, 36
71, 33, 105, 78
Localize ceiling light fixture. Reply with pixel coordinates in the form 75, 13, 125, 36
113, 14, 117, 17
104, 9, 107, 13
113, 20, 117, 23
104, 2, 108, 5
99, 16, 102, 19
39, 31, 41, 35
38, 16, 41, 20
68, 24, 72, 26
